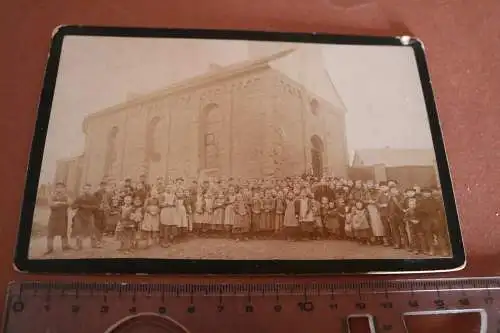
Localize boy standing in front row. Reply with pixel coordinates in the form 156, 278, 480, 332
45, 182, 71, 255
376, 182, 391, 246
71, 184, 99, 250
405, 197, 427, 254
418, 188, 448, 256
116, 195, 135, 253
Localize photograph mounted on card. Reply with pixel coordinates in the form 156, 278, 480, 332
14, 26, 465, 274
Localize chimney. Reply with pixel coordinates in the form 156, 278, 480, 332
208, 63, 222, 72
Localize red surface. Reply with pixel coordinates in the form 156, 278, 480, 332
0, 0, 499, 319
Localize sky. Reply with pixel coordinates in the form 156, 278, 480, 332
40, 36, 434, 183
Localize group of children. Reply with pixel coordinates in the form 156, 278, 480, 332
44, 174, 451, 257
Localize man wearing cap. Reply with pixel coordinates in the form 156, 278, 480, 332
415, 188, 437, 255
71, 184, 100, 250
350, 180, 368, 205
388, 186, 407, 249
93, 180, 110, 247
175, 177, 185, 190
376, 181, 391, 246
123, 178, 134, 196
418, 188, 450, 255
150, 176, 165, 197
138, 174, 151, 194
45, 182, 72, 254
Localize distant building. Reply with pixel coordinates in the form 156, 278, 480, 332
350, 148, 440, 188
352, 148, 437, 168
36, 183, 52, 205
53, 155, 84, 197
55, 44, 350, 188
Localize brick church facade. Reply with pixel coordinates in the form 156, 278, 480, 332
54, 44, 349, 190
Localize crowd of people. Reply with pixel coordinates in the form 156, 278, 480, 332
43, 173, 451, 257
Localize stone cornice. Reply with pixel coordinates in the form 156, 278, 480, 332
274, 71, 347, 116
84, 49, 296, 122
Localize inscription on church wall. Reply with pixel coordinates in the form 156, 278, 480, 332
230, 72, 271, 178
272, 81, 310, 175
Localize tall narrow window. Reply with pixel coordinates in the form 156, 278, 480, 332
145, 116, 162, 163
201, 103, 222, 169
310, 135, 324, 178
103, 126, 119, 177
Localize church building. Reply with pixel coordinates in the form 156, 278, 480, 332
54, 42, 349, 188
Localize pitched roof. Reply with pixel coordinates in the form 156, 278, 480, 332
352, 148, 436, 167
84, 48, 295, 122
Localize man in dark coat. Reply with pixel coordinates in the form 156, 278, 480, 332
189, 180, 198, 216
133, 182, 148, 203
175, 177, 185, 190
45, 182, 71, 255
388, 186, 406, 249
93, 181, 109, 246
376, 182, 391, 246
416, 188, 439, 255
72, 184, 99, 250
349, 180, 366, 203
137, 174, 151, 193
123, 178, 134, 195
293, 189, 302, 220
428, 188, 451, 255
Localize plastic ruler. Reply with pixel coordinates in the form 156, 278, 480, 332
2, 277, 499, 332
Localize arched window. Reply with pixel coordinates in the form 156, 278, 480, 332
310, 135, 324, 177
145, 116, 162, 163
103, 126, 119, 177
201, 103, 222, 169
310, 98, 320, 116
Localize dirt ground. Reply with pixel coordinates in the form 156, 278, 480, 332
28, 205, 431, 260
28, 235, 431, 260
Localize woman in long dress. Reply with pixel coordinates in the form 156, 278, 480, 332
274, 191, 286, 233
352, 201, 372, 245
224, 187, 237, 234
299, 192, 315, 240
325, 201, 340, 238
344, 206, 354, 240
261, 190, 275, 233
193, 192, 205, 234
105, 197, 121, 236
203, 192, 214, 233
283, 192, 299, 240
212, 192, 226, 234
142, 196, 160, 247
250, 192, 262, 235
159, 186, 176, 246
232, 193, 250, 238
173, 188, 188, 238
366, 188, 385, 244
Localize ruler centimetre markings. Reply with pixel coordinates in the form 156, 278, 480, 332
3, 278, 500, 333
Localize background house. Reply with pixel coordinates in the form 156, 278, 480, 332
349, 148, 440, 188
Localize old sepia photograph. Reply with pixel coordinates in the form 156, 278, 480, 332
21, 30, 461, 270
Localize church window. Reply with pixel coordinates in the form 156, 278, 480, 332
311, 135, 324, 177
146, 116, 162, 163
310, 98, 320, 116
205, 133, 215, 145
103, 126, 119, 177
201, 103, 222, 169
